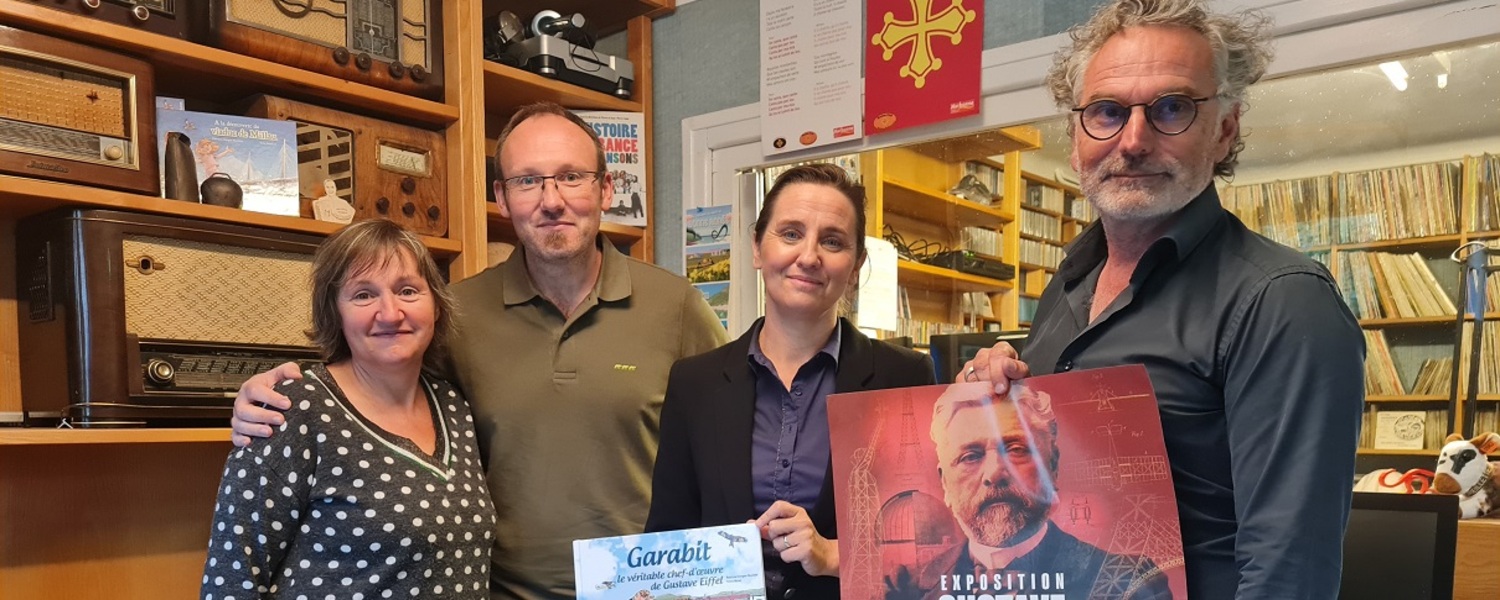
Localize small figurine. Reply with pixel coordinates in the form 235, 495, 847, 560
1433, 432, 1500, 519
311, 178, 355, 224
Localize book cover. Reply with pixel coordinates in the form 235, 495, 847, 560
1374, 410, 1427, 450
573, 523, 767, 600
828, 365, 1184, 600
157, 109, 300, 216
578, 110, 648, 227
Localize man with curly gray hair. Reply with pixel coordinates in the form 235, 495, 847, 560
960, 1, 1365, 599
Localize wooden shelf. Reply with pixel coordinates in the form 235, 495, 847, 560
481, 0, 674, 37
1305, 233, 1466, 253
485, 204, 645, 247
1358, 313, 1500, 327
882, 177, 1013, 228
1357, 448, 1441, 456
1018, 262, 1058, 273
897, 260, 1013, 293
907, 126, 1041, 164
1020, 204, 1066, 219
0, 428, 229, 446
1019, 232, 1065, 246
0, 4, 458, 129
1366, 395, 1449, 402
1020, 170, 1082, 196
482, 62, 643, 116
1018, 291, 1043, 300
0, 175, 463, 256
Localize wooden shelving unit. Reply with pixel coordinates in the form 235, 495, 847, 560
0, 1, 674, 597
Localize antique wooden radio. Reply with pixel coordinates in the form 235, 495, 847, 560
242, 94, 448, 236
16, 209, 325, 426
0, 25, 157, 195
210, 0, 443, 99
15, 0, 208, 41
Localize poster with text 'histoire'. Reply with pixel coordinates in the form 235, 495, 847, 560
573, 523, 766, 600
828, 365, 1184, 600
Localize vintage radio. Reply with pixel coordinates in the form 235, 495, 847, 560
16, 209, 325, 426
15, 0, 208, 41
0, 25, 158, 195
210, 0, 443, 99
241, 94, 448, 236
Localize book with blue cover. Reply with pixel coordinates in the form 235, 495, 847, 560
573, 523, 767, 600
156, 104, 300, 216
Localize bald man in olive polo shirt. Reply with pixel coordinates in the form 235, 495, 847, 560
231, 102, 727, 600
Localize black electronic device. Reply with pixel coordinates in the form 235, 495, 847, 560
924, 250, 1015, 281
930, 330, 1029, 382
1338, 492, 1458, 600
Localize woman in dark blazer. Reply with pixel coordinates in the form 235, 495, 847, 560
646, 164, 935, 600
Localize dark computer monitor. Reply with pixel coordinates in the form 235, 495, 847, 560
1338, 492, 1458, 600
929, 330, 1029, 382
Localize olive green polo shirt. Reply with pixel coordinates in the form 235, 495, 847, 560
446, 237, 727, 600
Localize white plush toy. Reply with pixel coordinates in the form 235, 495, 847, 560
1433, 432, 1500, 519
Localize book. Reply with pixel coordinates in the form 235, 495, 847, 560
578, 110, 648, 227
827, 365, 1185, 600
572, 523, 767, 600
157, 109, 300, 216
1374, 410, 1428, 450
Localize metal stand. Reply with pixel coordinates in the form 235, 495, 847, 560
1447, 242, 1500, 437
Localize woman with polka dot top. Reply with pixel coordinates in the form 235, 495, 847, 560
201, 220, 495, 600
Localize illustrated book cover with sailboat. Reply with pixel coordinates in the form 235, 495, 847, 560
827, 365, 1185, 600
157, 107, 300, 216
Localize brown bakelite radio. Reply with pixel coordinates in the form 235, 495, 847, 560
0, 25, 158, 195
210, 0, 443, 99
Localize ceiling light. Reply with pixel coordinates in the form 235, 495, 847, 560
1437, 73, 1449, 89
1379, 61, 1409, 91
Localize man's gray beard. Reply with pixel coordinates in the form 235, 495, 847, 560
966, 497, 1053, 547
1080, 152, 1212, 223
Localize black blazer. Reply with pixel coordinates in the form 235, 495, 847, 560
645, 317, 935, 600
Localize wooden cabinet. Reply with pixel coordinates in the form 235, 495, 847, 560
0, 1, 671, 595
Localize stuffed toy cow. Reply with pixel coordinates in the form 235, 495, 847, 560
1433, 432, 1500, 519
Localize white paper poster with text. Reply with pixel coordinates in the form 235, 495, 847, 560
761, 0, 863, 155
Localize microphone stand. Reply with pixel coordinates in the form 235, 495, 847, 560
1447, 242, 1498, 438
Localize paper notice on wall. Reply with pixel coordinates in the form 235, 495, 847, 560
761, 0, 864, 155
856, 236, 899, 332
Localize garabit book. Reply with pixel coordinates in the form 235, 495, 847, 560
827, 365, 1184, 600
156, 108, 300, 216
573, 523, 767, 600
577, 110, 647, 227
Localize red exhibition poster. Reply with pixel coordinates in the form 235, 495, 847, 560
864, 0, 982, 135
828, 365, 1185, 600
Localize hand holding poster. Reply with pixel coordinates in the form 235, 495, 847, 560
828, 365, 1183, 600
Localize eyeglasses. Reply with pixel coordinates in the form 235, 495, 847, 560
500, 171, 602, 196
1071, 94, 1214, 141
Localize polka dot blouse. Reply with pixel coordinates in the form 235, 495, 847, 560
201, 364, 496, 599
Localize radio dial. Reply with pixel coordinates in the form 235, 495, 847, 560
355, 53, 372, 71
389, 61, 407, 80
410, 65, 428, 83
104, 145, 124, 161
332, 47, 351, 66
375, 197, 390, 213
401, 201, 416, 217
145, 359, 175, 387
82, 0, 101, 9
132, 5, 149, 21
401, 177, 416, 194
427, 206, 441, 220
